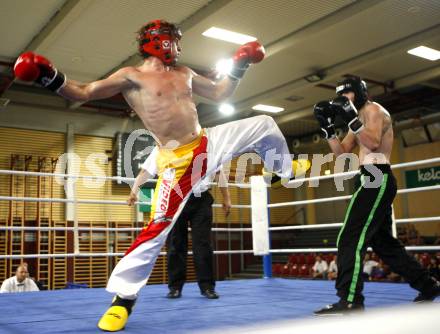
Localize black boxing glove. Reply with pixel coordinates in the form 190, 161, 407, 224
332, 96, 364, 134
313, 101, 336, 139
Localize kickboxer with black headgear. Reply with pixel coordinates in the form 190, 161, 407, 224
313, 75, 440, 315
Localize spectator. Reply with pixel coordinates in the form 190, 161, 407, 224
427, 258, 440, 280
22, 262, 45, 290
413, 253, 420, 262
387, 271, 402, 282
370, 260, 387, 280
397, 225, 408, 244
312, 255, 328, 279
0, 265, 39, 293
327, 255, 338, 280
406, 224, 423, 246
363, 253, 379, 281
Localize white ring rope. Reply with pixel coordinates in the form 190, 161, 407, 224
269, 184, 440, 208
0, 226, 254, 232
0, 249, 255, 259
212, 204, 251, 209
0, 216, 437, 233
0, 246, 438, 260
268, 216, 440, 231
3, 182, 435, 209
0, 156, 438, 260
270, 246, 440, 253
0, 169, 248, 188
0, 156, 438, 188
0, 196, 250, 209
0, 195, 148, 206
286, 156, 440, 187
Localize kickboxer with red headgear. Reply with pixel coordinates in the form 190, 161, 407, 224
14, 19, 298, 331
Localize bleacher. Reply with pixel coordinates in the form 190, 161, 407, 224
272, 251, 440, 281
272, 253, 335, 279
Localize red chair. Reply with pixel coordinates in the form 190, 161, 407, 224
272, 263, 282, 276
299, 264, 310, 277
281, 264, 290, 276
420, 253, 431, 267
323, 254, 333, 264
289, 264, 299, 277
306, 254, 315, 265
288, 254, 298, 265
297, 254, 306, 265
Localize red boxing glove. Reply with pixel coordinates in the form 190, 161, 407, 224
14, 52, 66, 92
229, 41, 265, 80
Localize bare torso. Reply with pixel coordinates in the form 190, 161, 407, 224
357, 102, 393, 164
122, 62, 201, 147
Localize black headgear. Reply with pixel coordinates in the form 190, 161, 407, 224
335, 76, 368, 109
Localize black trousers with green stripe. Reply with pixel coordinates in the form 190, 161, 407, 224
336, 164, 432, 304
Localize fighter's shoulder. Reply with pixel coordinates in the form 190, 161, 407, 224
364, 102, 390, 117
109, 66, 138, 80
175, 65, 193, 75
116, 66, 138, 75
372, 102, 391, 117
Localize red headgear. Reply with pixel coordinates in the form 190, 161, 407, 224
137, 20, 182, 66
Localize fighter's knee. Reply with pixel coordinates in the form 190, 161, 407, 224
258, 114, 275, 124
255, 115, 277, 130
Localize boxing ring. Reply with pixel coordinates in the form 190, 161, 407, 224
0, 156, 439, 333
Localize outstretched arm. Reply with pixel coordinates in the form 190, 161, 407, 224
59, 67, 135, 102
13, 51, 134, 103
192, 73, 239, 102
192, 41, 265, 102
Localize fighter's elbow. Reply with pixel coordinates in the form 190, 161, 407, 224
62, 90, 90, 104
80, 85, 96, 102
212, 90, 229, 102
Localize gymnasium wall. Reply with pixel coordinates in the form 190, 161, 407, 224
0, 127, 65, 222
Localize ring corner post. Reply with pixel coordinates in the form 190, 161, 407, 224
250, 175, 272, 279
263, 186, 272, 279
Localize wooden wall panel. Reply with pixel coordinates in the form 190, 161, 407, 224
74, 135, 136, 222
0, 127, 65, 221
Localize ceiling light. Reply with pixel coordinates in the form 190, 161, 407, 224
252, 104, 285, 113
219, 103, 235, 116
215, 58, 233, 76
407, 46, 440, 61
285, 95, 304, 102
202, 27, 256, 45
304, 70, 326, 83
